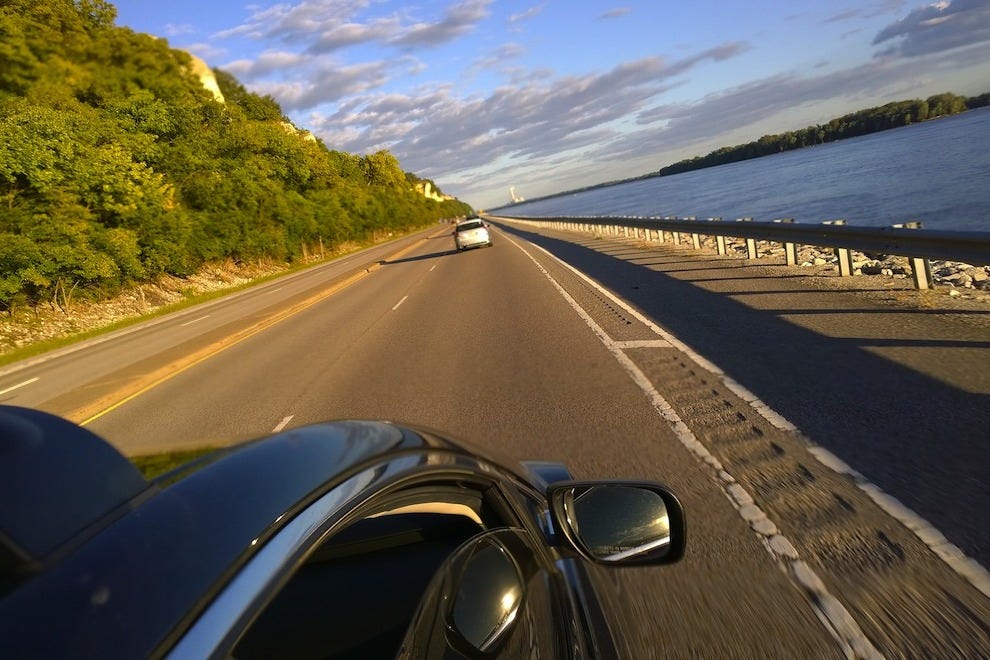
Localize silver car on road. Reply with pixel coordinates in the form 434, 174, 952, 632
453, 217, 493, 251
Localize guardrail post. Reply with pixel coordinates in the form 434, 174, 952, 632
711, 217, 727, 255
661, 217, 675, 243
736, 217, 757, 259
823, 220, 853, 276
688, 219, 701, 250
682, 215, 698, 249
773, 218, 798, 265
893, 221, 934, 290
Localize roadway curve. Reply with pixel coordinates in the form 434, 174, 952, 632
2, 222, 988, 657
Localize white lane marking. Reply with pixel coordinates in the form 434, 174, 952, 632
0, 377, 39, 395
613, 339, 672, 349
180, 316, 210, 327
430, 264, 438, 272
272, 416, 293, 432
392, 295, 409, 311
265, 288, 283, 294
807, 445, 990, 599
525, 230, 990, 601
506, 235, 882, 659
532, 241, 797, 430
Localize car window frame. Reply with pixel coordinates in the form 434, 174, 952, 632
167, 458, 530, 658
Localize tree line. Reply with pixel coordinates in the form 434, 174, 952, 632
0, 0, 472, 313
653, 92, 988, 177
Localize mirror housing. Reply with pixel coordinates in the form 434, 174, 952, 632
448, 537, 524, 654
396, 530, 531, 658
547, 481, 685, 566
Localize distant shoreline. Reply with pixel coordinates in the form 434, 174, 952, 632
492, 91, 989, 212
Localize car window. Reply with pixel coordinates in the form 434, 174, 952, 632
231, 491, 492, 659
456, 220, 484, 232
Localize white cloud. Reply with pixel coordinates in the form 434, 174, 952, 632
873, 0, 990, 56
304, 44, 749, 183
164, 23, 197, 37
256, 59, 393, 108
389, 0, 492, 48
217, 0, 491, 52
472, 43, 526, 71
600, 7, 632, 20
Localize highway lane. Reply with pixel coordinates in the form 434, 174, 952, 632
0, 229, 433, 417
14, 223, 990, 656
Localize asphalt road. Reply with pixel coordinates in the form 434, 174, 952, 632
3, 222, 988, 657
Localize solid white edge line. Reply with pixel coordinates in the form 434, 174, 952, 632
523, 229, 990, 602
529, 241, 797, 431
0, 377, 40, 396
392, 295, 409, 311
806, 445, 990, 599
272, 416, 293, 433
505, 235, 881, 659
613, 339, 672, 349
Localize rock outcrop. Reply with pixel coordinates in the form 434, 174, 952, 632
183, 52, 225, 104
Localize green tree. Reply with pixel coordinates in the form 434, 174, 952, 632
359, 150, 406, 188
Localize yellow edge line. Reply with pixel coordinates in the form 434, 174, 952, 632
74, 238, 429, 426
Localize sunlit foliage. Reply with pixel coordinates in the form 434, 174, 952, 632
0, 0, 472, 312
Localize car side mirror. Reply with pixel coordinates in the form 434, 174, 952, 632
547, 481, 685, 565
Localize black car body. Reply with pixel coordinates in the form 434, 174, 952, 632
0, 406, 684, 658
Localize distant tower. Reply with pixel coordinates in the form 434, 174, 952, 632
509, 186, 524, 203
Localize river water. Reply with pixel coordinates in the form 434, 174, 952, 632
497, 106, 990, 232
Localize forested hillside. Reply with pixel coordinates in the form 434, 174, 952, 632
0, 0, 471, 313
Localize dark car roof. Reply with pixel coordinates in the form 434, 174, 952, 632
0, 412, 477, 658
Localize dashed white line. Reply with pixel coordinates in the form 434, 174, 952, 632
392, 295, 409, 311
506, 235, 883, 659
272, 416, 293, 432
430, 264, 438, 272
180, 316, 210, 327
0, 377, 39, 396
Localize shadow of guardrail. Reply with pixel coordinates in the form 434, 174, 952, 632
493, 219, 990, 567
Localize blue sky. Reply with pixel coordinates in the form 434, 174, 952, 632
111, 0, 990, 209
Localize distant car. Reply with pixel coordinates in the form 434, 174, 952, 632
453, 217, 493, 251
0, 406, 685, 659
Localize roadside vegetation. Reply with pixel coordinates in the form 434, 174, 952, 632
0, 0, 472, 319
131, 446, 219, 480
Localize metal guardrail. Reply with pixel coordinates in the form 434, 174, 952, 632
491, 214, 990, 290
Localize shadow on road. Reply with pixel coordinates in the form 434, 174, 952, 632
497, 221, 990, 565
383, 250, 455, 265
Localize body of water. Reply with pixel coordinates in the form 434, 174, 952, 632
497, 107, 990, 232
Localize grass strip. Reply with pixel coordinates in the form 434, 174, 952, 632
131, 447, 219, 480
